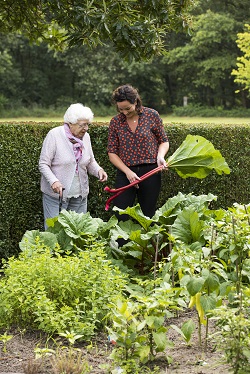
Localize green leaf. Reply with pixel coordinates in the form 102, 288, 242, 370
186, 277, 205, 296
242, 349, 250, 360
153, 192, 187, 223
172, 207, 204, 244
137, 345, 150, 362
145, 316, 165, 329
167, 135, 230, 179
19, 230, 58, 252
127, 250, 142, 259
153, 331, 168, 351
200, 294, 217, 313
58, 210, 103, 238
204, 272, 220, 292
137, 320, 147, 331
129, 230, 148, 246
114, 204, 153, 230
180, 319, 196, 343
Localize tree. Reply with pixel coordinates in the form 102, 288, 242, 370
0, 35, 23, 109
163, 10, 244, 107
0, 0, 194, 60
57, 44, 167, 111
232, 24, 250, 96
0, 33, 75, 109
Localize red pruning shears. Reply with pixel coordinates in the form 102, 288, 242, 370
104, 165, 164, 211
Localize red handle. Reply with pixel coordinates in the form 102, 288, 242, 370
104, 165, 164, 211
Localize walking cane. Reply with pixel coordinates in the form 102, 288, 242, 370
59, 188, 65, 214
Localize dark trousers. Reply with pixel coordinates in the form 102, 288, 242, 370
114, 163, 161, 221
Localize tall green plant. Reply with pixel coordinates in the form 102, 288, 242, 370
209, 204, 250, 373
107, 275, 182, 369
0, 242, 127, 338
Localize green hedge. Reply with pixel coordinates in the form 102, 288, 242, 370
0, 121, 249, 259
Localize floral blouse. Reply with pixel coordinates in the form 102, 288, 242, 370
107, 106, 169, 167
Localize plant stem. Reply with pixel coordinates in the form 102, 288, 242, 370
244, 204, 250, 225
154, 234, 159, 283
197, 311, 202, 347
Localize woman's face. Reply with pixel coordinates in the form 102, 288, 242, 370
117, 100, 137, 119
69, 120, 90, 138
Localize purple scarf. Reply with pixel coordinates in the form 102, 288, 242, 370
64, 123, 84, 172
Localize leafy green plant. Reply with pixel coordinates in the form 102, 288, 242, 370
20, 209, 124, 263
107, 275, 182, 368
0, 331, 13, 353
0, 242, 127, 338
108, 193, 216, 275
34, 346, 56, 359
20, 210, 108, 255
59, 330, 84, 346
211, 298, 250, 374
166, 134, 230, 179
2, 193, 249, 372
169, 317, 197, 347
208, 204, 250, 373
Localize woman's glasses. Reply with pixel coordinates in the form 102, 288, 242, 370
77, 122, 91, 128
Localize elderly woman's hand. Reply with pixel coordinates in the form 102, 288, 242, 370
51, 181, 64, 196
98, 169, 108, 182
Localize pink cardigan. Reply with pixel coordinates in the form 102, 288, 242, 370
39, 126, 102, 199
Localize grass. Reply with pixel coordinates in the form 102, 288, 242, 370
0, 115, 250, 125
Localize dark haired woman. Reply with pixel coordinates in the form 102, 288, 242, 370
107, 84, 169, 220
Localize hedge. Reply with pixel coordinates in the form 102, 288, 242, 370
0, 121, 249, 259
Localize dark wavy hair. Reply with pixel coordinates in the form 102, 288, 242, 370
112, 84, 142, 112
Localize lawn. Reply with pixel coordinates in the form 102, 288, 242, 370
0, 115, 250, 125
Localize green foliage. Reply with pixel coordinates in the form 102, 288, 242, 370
0, 121, 249, 260
172, 104, 250, 117
1, 1, 250, 115
0, 332, 13, 353
107, 276, 180, 368
58, 330, 84, 346
158, 123, 250, 217
167, 134, 230, 178
0, 192, 250, 371
212, 300, 250, 373
170, 201, 250, 350
164, 8, 245, 108
108, 193, 217, 273
0, 0, 193, 60
0, 241, 127, 339
0, 121, 58, 259
232, 24, 250, 96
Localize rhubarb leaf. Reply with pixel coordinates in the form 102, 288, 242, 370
167, 135, 230, 179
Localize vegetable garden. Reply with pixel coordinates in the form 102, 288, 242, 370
0, 135, 249, 373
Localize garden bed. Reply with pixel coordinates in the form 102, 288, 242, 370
0, 310, 230, 374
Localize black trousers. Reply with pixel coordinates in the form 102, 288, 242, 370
113, 163, 161, 221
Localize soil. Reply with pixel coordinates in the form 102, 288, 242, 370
0, 310, 231, 374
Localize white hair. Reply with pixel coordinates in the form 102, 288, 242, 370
63, 103, 94, 124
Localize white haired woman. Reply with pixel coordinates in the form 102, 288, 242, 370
39, 103, 108, 229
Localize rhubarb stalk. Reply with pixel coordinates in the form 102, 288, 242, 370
104, 165, 164, 211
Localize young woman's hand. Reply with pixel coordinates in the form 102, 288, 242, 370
125, 170, 141, 184
157, 156, 168, 168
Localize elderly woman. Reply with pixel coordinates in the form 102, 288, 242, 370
39, 103, 107, 229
